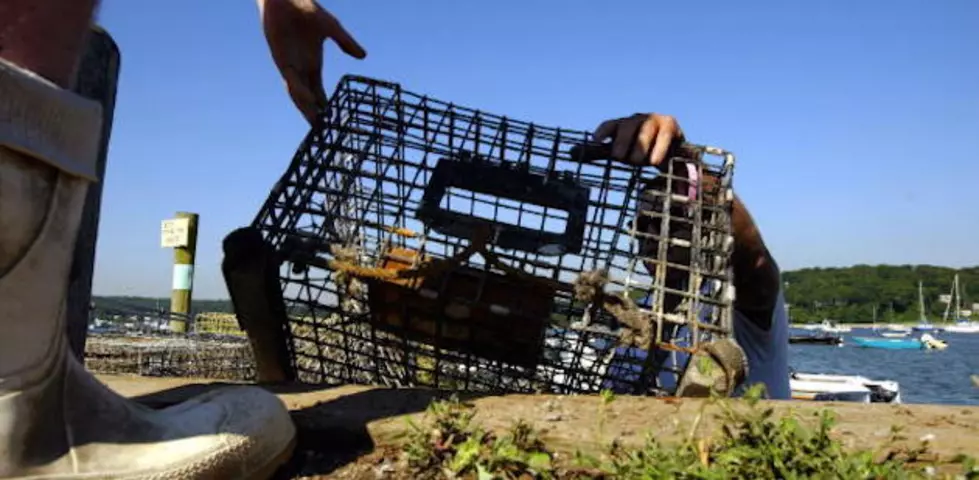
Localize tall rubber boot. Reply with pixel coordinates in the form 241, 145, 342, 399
0, 59, 295, 478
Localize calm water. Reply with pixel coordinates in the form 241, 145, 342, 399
790, 328, 979, 405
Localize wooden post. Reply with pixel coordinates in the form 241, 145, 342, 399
164, 212, 199, 333
66, 26, 122, 360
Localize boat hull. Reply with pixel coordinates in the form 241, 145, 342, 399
790, 372, 901, 404
943, 323, 979, 334
880, 332, 908, 338
789, 335, 843, 346
852, 336, 923, 350
791, 384, 870, 403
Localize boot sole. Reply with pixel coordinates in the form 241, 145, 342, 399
244, 436, 297, 480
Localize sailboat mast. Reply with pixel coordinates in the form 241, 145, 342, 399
955, 274, 961, 319
918, 281, 926, 322
943, 276, 955, 324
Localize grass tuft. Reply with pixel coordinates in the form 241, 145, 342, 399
404, 395, 555, 479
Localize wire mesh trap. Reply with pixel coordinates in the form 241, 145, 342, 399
249, 75, 740, 397
83, 303, 257, 381
84, 334, 255, 380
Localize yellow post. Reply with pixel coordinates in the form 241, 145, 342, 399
162, 212, 199, 333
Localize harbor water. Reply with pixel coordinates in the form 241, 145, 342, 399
790, 328, 979, 405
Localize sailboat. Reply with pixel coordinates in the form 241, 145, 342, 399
911, 281, 939, 333
875, 305, 909, 338
942, 274, 979, 333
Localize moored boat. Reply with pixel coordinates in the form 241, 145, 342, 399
817, 319, 851, 334
943, 321, 979, 334
789, 335, 843, 346
790, 371, 901, 404
852, 336, 923, 350
880, 331, 908, 338
940, 274, 979, 333
911, 281, 940, 332
852, 333, 947, 350
884, 324, 912, 335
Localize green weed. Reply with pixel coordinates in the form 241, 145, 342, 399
400, 388, 969, 479
403, 395, 555, 479
577, 385, 930, 479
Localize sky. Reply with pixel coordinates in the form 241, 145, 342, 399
91, 0, 979, 300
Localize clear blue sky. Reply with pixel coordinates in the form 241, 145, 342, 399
92, 0, 979, 299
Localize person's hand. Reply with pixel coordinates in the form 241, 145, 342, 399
259, 0, 367, 125
591, 113, 685, 169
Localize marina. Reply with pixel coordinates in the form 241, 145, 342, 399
790, 326, 978, 406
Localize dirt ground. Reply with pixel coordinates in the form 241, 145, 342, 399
101, 375, 979, 479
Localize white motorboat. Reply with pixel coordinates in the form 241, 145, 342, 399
880, 331, 909, 338
881, 324, 911, 337
875, 318, 912, 335
790, 371, 901, 404
817, 319, 851, 334
870, 306, 909, 337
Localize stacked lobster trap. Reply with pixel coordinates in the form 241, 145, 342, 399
250, 75, 742, 397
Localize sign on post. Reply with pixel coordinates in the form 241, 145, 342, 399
161, 217, 191, 248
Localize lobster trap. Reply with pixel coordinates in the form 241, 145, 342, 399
249, 75, 742, 397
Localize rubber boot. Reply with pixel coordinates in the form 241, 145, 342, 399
0, 59, 295, 478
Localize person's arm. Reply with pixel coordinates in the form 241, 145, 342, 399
702, 173, 781, 330
257, 0, 366, 124
1, 0, 364, 125
591, 113, 782, 331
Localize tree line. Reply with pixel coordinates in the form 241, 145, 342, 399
782, 264, 977, 324
93, 264, 978, 326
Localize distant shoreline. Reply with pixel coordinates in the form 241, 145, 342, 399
789, 321, 965, 329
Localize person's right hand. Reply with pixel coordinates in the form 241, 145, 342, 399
258, 0, 367, 125
591, 113, 685, 170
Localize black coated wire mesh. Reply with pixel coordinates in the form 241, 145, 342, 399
252, 75, 738, 396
